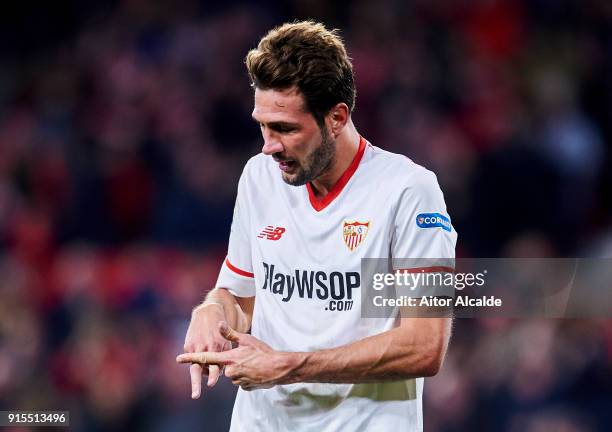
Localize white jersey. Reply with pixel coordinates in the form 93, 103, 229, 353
215, 137, 457, 432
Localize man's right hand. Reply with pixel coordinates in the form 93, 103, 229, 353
183, 302, 232, 399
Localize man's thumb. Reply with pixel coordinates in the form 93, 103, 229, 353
219, 321, 241, 343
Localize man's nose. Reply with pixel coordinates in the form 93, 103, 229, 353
261, 131, 284, 155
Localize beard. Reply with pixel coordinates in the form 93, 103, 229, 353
279, 127, 336, 187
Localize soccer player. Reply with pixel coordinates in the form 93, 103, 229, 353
178, 21, 457, 431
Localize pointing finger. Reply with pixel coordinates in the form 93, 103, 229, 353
177, 351, 232, 365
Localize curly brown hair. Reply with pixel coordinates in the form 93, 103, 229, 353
245, 20, 356, 127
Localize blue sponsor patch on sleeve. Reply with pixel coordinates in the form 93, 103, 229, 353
416, 213, 452, 232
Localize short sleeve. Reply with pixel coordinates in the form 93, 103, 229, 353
392, 170, 457, 262
215, 168, 256, 297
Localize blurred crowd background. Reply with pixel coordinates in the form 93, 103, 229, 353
1, 0, 611, 430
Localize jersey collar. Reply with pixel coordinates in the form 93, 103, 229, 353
306, 136, 367, 212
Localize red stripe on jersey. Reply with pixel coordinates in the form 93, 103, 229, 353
306, 136, 367, 212
395, 266, 455, 273
225, 258, 255, 278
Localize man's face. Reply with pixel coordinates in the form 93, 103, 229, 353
252, 87, 336, 186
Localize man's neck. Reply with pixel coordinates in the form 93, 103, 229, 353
310, 122, 361, 198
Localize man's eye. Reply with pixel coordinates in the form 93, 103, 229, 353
258, 123, 295, 133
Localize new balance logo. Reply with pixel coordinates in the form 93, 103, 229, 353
258, 226, 286, 240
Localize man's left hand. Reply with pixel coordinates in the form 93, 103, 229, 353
177, 322, 296, 390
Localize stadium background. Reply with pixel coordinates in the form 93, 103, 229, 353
1, 0, 611, 430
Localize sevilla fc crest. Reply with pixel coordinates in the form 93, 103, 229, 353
343, 220, 370, 251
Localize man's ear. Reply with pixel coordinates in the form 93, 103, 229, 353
327, 103, 350, 137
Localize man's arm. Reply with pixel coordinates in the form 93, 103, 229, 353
178, 315, 452, 389
183, 288, 254, 398
182, 159, 258, 397
282, 316, 452, 383
193, 287, 254, 334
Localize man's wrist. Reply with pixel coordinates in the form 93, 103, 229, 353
275, 351, 309, 385
193, 301, 225, 315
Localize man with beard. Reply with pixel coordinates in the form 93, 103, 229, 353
178, 21, 457, 431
